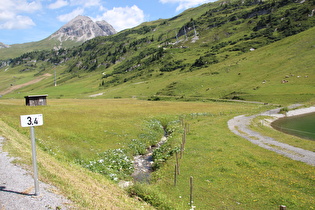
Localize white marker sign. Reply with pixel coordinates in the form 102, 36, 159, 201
20, 113, 43, 196
20, 114, 43, 127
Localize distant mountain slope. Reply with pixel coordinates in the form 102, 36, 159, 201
6, 0, 314, 72
0, 16, 116, 59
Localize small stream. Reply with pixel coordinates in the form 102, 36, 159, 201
132, 136, 167, 182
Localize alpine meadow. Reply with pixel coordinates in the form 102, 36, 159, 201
0, 0, 315, 209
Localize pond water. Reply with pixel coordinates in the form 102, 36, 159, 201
271, 112, 315, 141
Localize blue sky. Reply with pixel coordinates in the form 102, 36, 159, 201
0, 0, 216, 45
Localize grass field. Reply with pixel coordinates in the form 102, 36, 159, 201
0, 99, 314, 209
150, 112, 315, 209
0, 99, 261, 161
0, 118, 152, 209
1, 2, 315, 208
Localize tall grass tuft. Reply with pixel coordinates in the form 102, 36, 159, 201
128, 184, 175, 210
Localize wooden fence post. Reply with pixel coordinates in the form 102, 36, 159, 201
184, 128, 187, 144
174, 164, 177, 186
280, 205, 286, 210
190, 176, 194, 208
180, 143, 184, 159
176, 152, 180, 175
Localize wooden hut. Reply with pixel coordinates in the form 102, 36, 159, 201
25, 95, 48, 106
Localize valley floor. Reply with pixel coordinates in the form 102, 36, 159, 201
1, 105, 314, 209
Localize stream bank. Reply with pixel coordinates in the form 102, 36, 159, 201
118, 135, 167, 188
132, 136, 167, 182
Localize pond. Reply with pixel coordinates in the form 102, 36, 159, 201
271, 112, 315, 141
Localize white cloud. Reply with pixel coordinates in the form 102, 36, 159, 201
97, 5, 145, 32
0, 15, 35, 29
48, 0, 69, 9
15, 0, 42, 13
159, 0, 213, 11
57, 8, 84, 22
0, 0, 41, 29
69, 0, 101, 8
0, 11, 15, 21
55, 0, 100, 22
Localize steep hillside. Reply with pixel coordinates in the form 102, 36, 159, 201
1, 0, 315, 105
0, 39, 80, 60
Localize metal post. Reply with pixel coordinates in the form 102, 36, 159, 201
30, 126, 39, 196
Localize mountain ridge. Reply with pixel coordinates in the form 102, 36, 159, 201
0, 15, 116, 59
49, 15, 116, 43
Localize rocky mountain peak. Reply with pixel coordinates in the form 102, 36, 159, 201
0, 42, 10, 49
49, 15, 117, 43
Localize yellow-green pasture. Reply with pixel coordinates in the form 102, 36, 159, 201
0, 99, 314, 209
151, 113, 315, 209
0, 99, 258, 161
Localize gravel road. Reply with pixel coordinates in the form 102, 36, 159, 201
228, 106, 315, 166
0, 136, 73, 210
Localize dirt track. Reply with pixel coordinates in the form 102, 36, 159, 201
0, 73, 52, 96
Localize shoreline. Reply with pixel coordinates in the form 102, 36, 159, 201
228, 105, 315, 166
260, 105, 315, 127
264, 105, 315, 119
285, 106, 315, 117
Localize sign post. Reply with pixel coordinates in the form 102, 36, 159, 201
20, 114, 43, 196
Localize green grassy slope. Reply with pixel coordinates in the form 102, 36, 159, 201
0, 0, 315, 105
0, 38, 81, 60
1, 26, 314, 105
